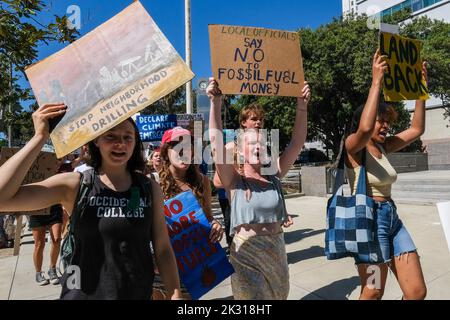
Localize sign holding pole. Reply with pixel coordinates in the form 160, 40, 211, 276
209, 25, 304, 97
379, 32, 429, 102
25, 1, 194, 158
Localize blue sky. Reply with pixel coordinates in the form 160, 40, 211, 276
17, 0, 342, 108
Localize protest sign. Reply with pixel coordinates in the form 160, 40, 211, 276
176, 113, 204, 130
437, 202, 450, 252
25, 1, 194, 158
380, 32, 429, 101
209, 24, 304, 97
176, 113, 204, 134
136, 114, 177, 142
164, 191, 234, 300
0, 148, 57, 215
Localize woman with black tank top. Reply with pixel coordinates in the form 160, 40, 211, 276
0, 103, 182, 300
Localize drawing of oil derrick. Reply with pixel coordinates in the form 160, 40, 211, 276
118, 56, 142, 79
99, 66, 124, 95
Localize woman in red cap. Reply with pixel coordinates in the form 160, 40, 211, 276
154, 126, 224, 299
0, 104, 182, 300
159, 126, 223, 243
208, 77, 311, 300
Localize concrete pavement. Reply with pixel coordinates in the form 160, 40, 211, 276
1, 196, 449, 300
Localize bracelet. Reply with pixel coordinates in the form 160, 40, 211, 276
209, 219, 222, 228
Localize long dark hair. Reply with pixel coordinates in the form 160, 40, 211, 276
88, 118, 145, 172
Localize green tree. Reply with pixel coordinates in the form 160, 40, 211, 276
233, 13, 449, 156
0, 0, 79, 145
401, 16, 450, 121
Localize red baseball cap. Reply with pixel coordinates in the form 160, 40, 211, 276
161, 126, 191, 145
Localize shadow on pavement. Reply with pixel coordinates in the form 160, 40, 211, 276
287, 245, 325, 264
284, 229, 325, 245
301, 276, 360, 300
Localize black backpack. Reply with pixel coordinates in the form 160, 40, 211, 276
59, 169, 153, 273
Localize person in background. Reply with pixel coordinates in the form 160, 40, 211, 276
146, 148, 162, 182
72, 145, 92, 173
28, 157, 67, 285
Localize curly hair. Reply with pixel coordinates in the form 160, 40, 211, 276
348, 102, 398, 136
159, 143, 208, 212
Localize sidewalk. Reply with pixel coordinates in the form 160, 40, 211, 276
1, 196, 449, 300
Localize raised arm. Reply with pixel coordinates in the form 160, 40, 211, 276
0, 104, 79, 214
345, 49, 387, 155
151, 179, 182, 300
212, 141, 236, 189
384, 62, 427, 153
207, 78, 238, 189
277, 82, 311, 178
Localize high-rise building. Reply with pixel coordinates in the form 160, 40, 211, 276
342, 0, 450, 169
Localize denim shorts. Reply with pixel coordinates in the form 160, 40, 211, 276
354, 200, 417, 265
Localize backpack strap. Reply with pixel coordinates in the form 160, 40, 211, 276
69, 169, 95, 236
132, 171, 153, 209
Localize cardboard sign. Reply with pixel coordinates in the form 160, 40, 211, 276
176, 113, 204, 130
380, 32, 429, 101
164, 191, 234, 300
209, 24, 304, 97
25, 1, 194, 158
0, 148, 57, 215
437, 202, 450, 252
136, 114, 177, 142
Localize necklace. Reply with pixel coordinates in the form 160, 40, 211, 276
174, 177, 189, 189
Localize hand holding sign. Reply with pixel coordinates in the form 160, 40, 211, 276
298, 81, 311, 108
32, 103, 67, 139
372, 49, 388, 86
422, 61, 428, 86
209, 219, 224, 243
206, 77, 222, 101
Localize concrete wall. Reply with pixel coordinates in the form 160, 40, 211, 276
301, 166, 328, 197
425, 139, 450, 170
387, 153, 429, 173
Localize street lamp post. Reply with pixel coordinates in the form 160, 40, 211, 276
8, 61, 12, 147
185, 0, 193, 114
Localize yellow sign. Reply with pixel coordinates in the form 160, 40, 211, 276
209, 25, 304, 97
380, 32, 429, 102
25, 1, 194, 158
